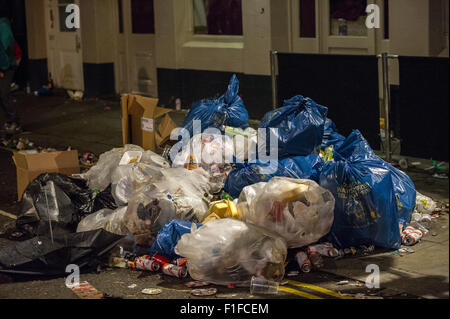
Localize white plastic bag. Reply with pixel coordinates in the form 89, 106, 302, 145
175, 219, 287, 286
238, 177, 335, 248
79, 145, 144, 191
80, 145, 169, 192
123, 168, 212, 246
172, 133, 234, 192
111, 163, 165, 206
76, 207, 128, 235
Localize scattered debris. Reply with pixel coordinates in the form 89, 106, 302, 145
141, 288, 162, 295
69, 281, 104, 299
191, 288, 217, 297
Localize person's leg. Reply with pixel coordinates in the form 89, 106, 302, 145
0, 68, 18, 125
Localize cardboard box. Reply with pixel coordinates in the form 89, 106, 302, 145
121, 94, 177, 152
12, 150, 80, 200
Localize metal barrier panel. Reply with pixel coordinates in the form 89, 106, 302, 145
277, 53, 380, 150
398, 57, 449, 162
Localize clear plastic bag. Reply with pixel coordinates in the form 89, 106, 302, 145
174, 218, 287, 286
414, 192, 437, 215
76, 207, 128, 235
172, 133, 234, 193
123, 168, 212, 246
80, 145, 144, 191
111, 163, 165, 206
238, 177, 335, 248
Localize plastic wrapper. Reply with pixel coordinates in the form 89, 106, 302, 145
319, 130, 416, 250
181, 75, 249, 138
149, 220, 202, 261
259, 95, 328, 158
238, 177, 335, 248
224, 126, 258, 161
414, 192, 437, 215
172, 133, 234, 193
175, 219, 287, 286
16, 173, 117, 237
224, 155, 324, 198
76, 207, 129, 235
123, 168, 212, 246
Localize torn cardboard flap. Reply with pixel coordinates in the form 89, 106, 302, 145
121, 94, 177, 152
13, 150, 80, 200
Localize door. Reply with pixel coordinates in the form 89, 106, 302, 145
114, 0, 157, 96
45, 0, 84, 90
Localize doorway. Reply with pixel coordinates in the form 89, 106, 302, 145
45, 0, 84, 90
113, 0, 158, 96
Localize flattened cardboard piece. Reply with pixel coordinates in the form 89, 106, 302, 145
121, 94, 176, 152
155, 113, 177, 148
13, 150, 80, 200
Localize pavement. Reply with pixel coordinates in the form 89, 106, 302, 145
0, 91, 448, 299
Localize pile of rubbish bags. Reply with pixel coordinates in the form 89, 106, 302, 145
1, 74, 428, 290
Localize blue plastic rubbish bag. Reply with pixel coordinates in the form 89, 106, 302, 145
319, 130, 416, 250
259, 95, 328, 158
321, 119, 346, 150
181, 75, 249, 138
224, 155, 324, 198
149, 220, 202, 260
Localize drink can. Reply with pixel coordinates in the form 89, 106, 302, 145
307, 243, 339, 257
186, 156, 198, 170
172, 258, 188, 267
401, 226, 423, 246
161, 263, 187, 278
151, 254, 171, 266
134, 256, 160, 271
295, 251, 312, 273
111, 257, 133, 269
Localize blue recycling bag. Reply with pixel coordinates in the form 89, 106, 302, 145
319, 130, 416, 250
181, 75, 249, 138
149, 220, 202, 260
321, 119, 346, 150
259, 95, 328, 158
224, 155, 324, 198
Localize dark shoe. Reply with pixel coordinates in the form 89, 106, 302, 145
5, 122, 22, 135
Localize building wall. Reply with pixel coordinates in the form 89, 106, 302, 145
24, 0, 449, 101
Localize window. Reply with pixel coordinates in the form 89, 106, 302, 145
329, 0, 368, 36
131, 0, 155, 34
384, 0, 389, 39
193, 0, 243, 35
118, 0, 124, 34
299, 0, 316, 38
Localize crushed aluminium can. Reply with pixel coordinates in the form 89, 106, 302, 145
401, 226, 424, 246
134, 256, 160, 272
161, 263, 187, 278
295, 251, 312, 273
307, 243, 339, 257
141, 288, 162, 295
172, 258, 188, 267
151, 254, 171, 266
191, 288, 217, 297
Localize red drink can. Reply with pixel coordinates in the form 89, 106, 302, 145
307, 243, 339, 257
134, 256, 160, 271
161, 263, 187, 278
172, 258, 188, 267
151, 254, 171, 266
295, 251, 312, 273
401, 226, 424, 246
